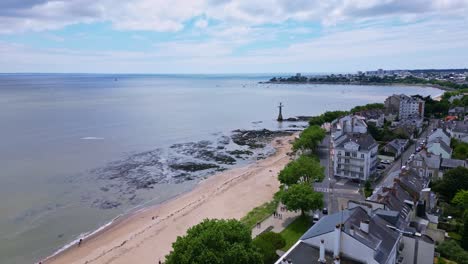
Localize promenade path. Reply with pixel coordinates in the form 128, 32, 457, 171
251, 204, 301, 238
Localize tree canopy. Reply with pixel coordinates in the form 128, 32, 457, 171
252, 232, 286, 264
280, 183, 323, 215
278, 155, 324, 185
165, 219, 262, 264
452, 190, 468, 211
350, 103, 384, 113
308, 111, 348, 126
452, 139, 468, 160
293, 125, 326, 152
432, 167, 468, 200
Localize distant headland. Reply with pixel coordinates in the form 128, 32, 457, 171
264, 68, 468, 91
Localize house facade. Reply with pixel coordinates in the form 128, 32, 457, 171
334, 133, 378, 181
385, 94, 425, 120
426, 139, 452, 159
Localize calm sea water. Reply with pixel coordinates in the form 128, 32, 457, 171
0, 74, 442, 264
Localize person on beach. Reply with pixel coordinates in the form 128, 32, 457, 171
78, 239, 83, 246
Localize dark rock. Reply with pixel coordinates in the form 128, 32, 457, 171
169, 162, 219, 172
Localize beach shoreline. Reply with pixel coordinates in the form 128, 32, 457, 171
43, 135, 295, 264
262, 81, 452, 92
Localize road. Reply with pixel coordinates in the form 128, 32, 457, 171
315, 135, 363, 214
373, 120, 435, 193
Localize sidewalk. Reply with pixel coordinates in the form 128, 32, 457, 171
251, 204, 301, 238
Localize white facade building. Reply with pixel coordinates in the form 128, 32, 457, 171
385, 94, 425, 120
333, 133, 378, 181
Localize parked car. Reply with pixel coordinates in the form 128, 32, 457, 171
380, 160, 391, 164
322, 207, 328, 215
313, 213, 320, 223
377, 164, 386, 170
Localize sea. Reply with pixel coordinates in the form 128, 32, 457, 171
0, 73, 442, 264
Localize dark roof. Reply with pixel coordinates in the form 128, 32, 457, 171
335, 133, 377, 151
427, 139, 452, 155
301, 207, 400, 264
375, 209, 400, 226
280, 241, 362, 264
441, 158, 466, 168
301, 209, 355, 240
451, 121, 468, 133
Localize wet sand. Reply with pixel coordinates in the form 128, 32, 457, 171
44, 135, 294, 264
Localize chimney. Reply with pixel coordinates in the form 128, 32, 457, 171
350, 225, 355, 236
360, 220, 369, 233
334, 256, 341, 264
319, 239, 326, 263
334, 224, 341, 258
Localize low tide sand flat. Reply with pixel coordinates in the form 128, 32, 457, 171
45, 135, 295, 264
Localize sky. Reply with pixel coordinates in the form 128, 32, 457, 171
0, 0, 467, 74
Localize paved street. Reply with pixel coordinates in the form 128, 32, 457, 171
315, 135, 364, 215
374, 120, 435, 191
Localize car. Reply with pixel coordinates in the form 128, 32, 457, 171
377, 164, 386, 170
401, 165, 407, 170
313, 213, 320, 223
322, 207, 328, 215
380, 160, 391, 164
416, 147, 421, 152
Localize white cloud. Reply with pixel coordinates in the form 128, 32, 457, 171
1, 18, 467, 73
1, 0, 468, 33
194, 18, 209, 29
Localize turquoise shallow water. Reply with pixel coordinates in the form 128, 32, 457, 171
0, 74, 442, 264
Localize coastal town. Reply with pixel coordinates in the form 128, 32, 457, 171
268, 69, 468, 91
275, 92, 468, 264
159, 89, 468, 264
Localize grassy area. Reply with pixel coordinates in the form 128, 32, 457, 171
448, 232, 462, 241
241, 199, 279, 228
279, 215, 312, 251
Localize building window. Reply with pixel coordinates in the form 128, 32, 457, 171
345, 159, 350, 164
345, 152, 350, 157
360, 168, 364, 172
338, 158, 342, 162
338, 164, 341, 168
361, 154, 364, 158
352, 152, 357, 157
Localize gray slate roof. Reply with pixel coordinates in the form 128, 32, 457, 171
301, 207, 400, 264
441, 158, 466, 168
335, 133, 377, 151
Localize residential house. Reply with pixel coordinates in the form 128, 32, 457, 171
408, 151, 441, 180
332, 115, 368, 139
448, 106, 466, 119
275, 206, 434, 264
384, 94, 425, 120
355, 109, 385, 128
427, 128, 451, 146
447, 120, 468, 143
426, 139, 452, 159
382, 139, 409, 158
440, 158, 467, 173
334, 133, 378, 181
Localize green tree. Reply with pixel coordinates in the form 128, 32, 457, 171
252, 232, 286, 264
293, 125, 326, 152
281, 184, 323, 215
462, 216, 468, 251
165, 219, 262, 264
433, 167, 468, 200
437, 239, 468, 264
453, 141, 468, 160
452, 190, 468, 211
278, 155, 324, 185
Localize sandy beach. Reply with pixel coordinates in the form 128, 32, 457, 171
44, 135, 294, 264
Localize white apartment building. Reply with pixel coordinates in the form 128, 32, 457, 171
385, 94, 425, 119
333, 133, 378, 181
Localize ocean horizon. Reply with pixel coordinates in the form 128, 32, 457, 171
0, 73, 442, 264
